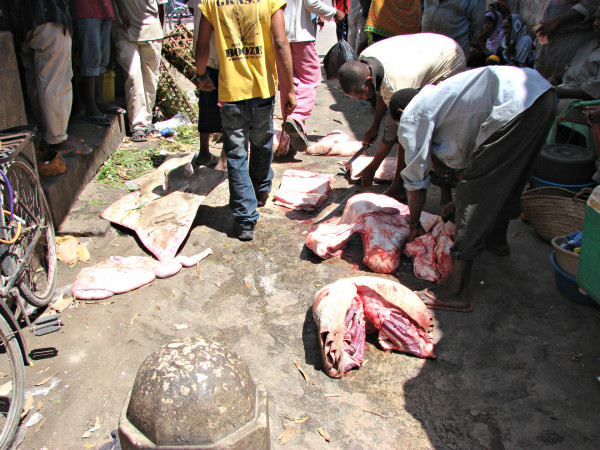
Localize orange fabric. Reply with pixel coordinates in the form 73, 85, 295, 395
365, 0, 421, 38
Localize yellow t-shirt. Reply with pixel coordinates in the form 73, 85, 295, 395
199, 0, 286, 102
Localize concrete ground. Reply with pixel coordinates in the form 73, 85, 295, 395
17, 23, 600, 449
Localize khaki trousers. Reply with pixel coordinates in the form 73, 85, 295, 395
21, 23, 73, 145
114, 39, 162, 132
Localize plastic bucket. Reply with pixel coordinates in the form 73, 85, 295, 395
530, 175, 596, 193
550, 251, 597, 306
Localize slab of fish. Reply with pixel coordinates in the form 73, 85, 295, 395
72, 249, 212, 300
312, 276, 435, 378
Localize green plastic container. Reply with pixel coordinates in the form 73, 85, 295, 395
577, 185, 600, 306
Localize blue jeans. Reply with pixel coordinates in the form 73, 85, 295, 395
74, 18, 111, 76
220, 96, 275, 226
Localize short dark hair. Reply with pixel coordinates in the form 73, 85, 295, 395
338, 61, 369, 94
389, 89, 420, 121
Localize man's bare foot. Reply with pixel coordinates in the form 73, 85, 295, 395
416, 287, 473, 312
194, 153, 219, 167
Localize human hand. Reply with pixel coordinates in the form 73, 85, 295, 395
362, 127, 378, 145
283, 91, 297, 117
197, 76, 216, 92
535, 18, 559, 37
440, 201, 455, 222
334, 10, 346, 23
356, 164, 376, 188
409, 225, 426, 242
584, 106, 600, 124
317, 18, 325, 30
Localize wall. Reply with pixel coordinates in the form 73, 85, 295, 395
500, 1, 546, 27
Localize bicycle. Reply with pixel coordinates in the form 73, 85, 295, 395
165, 0, 193, 33
0, 127, 59, 449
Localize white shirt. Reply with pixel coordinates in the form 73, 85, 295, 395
113, 0, 163, 42
399, 66, 555, 191
359, 33, 467, 106
283, 0, 337, 42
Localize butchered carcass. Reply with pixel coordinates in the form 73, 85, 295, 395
404, 221, 456, 282
72, 249, 212, 300
342, 156, 397, 182
273, 170, 335, 211
313, 276, 435, 378
306, 130, 363, 156
306, 193, 411, 273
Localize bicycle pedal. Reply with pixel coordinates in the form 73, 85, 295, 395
33, 324, 62, 336
33, 313, 60, 326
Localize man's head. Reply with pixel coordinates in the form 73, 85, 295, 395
338, 61, 375, 101
389, 89, 420, 122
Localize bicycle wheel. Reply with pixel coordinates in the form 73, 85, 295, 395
0, 314, 25, 449
5, 157, 57, 307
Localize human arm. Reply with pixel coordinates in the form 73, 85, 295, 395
556, 85, 592, 99
363, 94, 387, 144
271, 8, 297, 116
194, 15, 216, 91
304, 0, 344, 21
112, 0, 130, 29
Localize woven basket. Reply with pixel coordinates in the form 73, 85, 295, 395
162, 24, 197, 84
521, 186, 592, 242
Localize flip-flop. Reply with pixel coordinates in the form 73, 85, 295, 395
131, 130, 147, 142
102, 105, 126, 115
194, 153, 219, 167
145, 125, 160, 138
82, 114, 111, 126
55, 143, 93, 156
416, 289, 474, 313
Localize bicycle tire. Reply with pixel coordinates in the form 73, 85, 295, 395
5, 157, 57, 307
0, 314, 25, 450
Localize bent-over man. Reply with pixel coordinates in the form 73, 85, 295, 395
388, 66, 556, 312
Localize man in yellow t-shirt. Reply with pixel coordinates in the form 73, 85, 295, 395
196, 0, 296, 241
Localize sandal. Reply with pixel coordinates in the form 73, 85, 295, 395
145, 125, 160, 138
131, 130, 147, 142
47, 138, 93, 155
102, 105, 126, 115
82, 114, 112, 126
194, 153, 219, 167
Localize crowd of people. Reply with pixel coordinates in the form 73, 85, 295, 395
2, 1, 600, 311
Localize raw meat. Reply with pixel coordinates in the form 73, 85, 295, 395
101, 153, 226, 261
306, 130, 363, 156
342, 156, 397, 182
404, 221, 456, 282
273, 129, 290, 158
72, 249, 212, 300
312, 276, 435, 378
273, 170, 335, 211
306, 193, 412, 273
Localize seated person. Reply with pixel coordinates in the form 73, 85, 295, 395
501, 14, 533, 67
337, 33, 466, 198
550, 8, 600, 124
469, 10, 504, 67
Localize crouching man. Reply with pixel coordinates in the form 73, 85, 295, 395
388, 66, 556, 311
195, 0, 296, 241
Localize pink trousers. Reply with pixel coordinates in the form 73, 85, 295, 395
279, 41, 321, 133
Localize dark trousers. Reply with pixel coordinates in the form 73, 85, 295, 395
452, 90, 558, 260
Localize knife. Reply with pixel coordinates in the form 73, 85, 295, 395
314, 184, 361, 224
343, 143, 370, 170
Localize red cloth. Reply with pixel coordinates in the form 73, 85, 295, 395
335, 0, 349, 14
70, 0, 114, 20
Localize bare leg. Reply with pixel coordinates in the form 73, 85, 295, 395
383, 144, 407, 201
194, 133, 214, 166
81, 75, 104, 117
417, 260, 474, 311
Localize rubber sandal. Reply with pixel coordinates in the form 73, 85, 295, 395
145, 125, 160, 138
55, 143, 93, 156
284, 119, 308, 153
82, 114, 111, 126
194, 153, 219, 167
102, 105, 126, 115
131, 130, 147, 142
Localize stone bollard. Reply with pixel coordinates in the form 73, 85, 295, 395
118, 337, 270, 449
